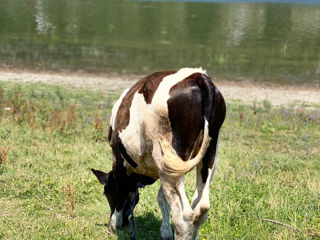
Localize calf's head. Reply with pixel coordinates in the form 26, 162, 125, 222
91, 168, 136, 229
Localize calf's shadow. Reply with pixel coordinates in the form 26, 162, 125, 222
96, 212, 164, 240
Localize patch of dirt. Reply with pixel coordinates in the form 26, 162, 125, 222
0, 69, 319, 107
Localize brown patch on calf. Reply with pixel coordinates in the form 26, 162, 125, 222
113, 70, 176, 135
138, 70, 177, 104
168, 73, 226, 182
167, 73, 204, 161
110, 70, 176, 168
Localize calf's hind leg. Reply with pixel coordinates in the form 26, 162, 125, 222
191, 162, 218, 239
152, 141, 194, 239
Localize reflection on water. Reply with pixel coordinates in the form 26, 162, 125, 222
0, 0, 320, 85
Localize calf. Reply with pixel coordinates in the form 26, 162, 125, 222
92, 68, 226, 240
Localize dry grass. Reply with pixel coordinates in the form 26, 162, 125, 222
65, 181, 75, 218
0, 147, 9, 167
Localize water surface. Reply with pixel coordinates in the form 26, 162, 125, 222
1, 0, 320, 85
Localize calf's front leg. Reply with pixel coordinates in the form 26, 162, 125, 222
157, 185, 173, 240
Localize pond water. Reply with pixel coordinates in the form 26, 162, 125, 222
1, 0, 320, 85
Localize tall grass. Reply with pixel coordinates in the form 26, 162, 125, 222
0, 81, 319, 239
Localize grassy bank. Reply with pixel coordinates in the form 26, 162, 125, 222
0, 82, 319, 239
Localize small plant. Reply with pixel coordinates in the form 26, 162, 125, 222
9, 92, 21, 118
0, 147, 9, 167
27, 104, 36, 125
239, 111, 244, 124
93, 112, 108, 142
49, 110, 64, 131
0, 89, 3, 115
261, 121, 275, 135
55, 87, 64, 103
65, 181, 74, 218
67, 104, 77, 128
94, 112, 103, 131
262, 99, 271, 112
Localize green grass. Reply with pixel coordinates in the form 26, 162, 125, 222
0, 81, 319, 240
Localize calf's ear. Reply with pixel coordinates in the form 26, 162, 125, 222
91, 168, 109, 185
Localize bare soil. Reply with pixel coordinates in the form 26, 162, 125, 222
1, 69, 319, 107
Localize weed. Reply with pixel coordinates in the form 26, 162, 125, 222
261, 121, 275, 135
0, 147, 9, 167
239, 111, 244, 123
67, 104, 77, 128
263, 99, 272, 112
94, 112, 103, 131
0, 88, 3, 115
93, 112, 108, 142
65, 181, 75, 218
49, 110, 65, 131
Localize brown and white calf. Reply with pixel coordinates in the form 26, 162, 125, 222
92, 68, 226, 240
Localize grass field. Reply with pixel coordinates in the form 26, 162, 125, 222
0, 81, 319, 240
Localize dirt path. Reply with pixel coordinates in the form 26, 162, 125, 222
1, 69, 319, 107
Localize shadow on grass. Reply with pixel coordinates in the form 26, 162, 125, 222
132, 213, 162, 240
95, 223, 108, 227
96, 212, 162, 239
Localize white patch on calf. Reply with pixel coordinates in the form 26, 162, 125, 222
119, 93, 146, 157
152, 68, 206, 116
118, 91, 160, 177
110, 88, 129, 130
110, 208, 124, 230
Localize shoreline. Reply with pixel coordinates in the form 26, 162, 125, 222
0, 68, 319, 107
